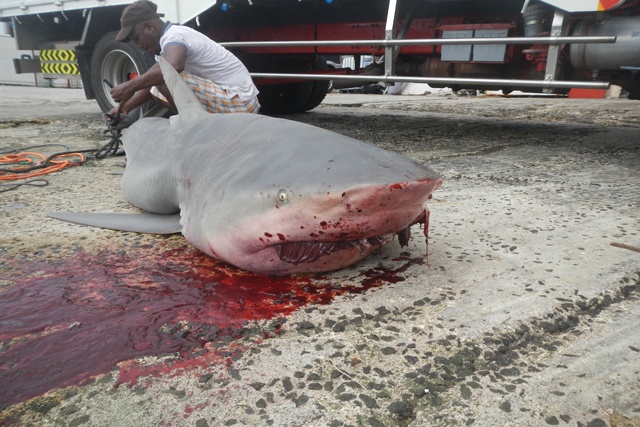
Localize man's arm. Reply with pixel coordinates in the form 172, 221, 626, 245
110, 62, 163, 107
109, 44, 188, 113
116, 90, 153, 116
161, 43, 187, 73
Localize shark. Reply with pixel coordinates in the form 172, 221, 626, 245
49, 57, 443, 275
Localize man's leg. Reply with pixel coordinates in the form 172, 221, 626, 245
150, 83, 177, 113
149, 72, 260, 114
180, 72, 261, 114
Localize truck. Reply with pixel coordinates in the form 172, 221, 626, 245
1, 0, 639, 116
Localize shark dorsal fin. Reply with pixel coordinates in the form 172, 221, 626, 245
156, 56, 209, 124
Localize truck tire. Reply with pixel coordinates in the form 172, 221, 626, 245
258, 56, 328, 115
300, 56, 329, 112
258, 71, 314, 115
90, 31, 155, 117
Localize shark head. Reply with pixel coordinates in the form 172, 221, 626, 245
201, 178, 441, 275
173, 118, 443, 275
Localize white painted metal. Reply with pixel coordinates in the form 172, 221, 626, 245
384, 0, 398, 78
0, 0, 216, 24
540, 0, 627, 12
0, 34, 37, 85
543, 9, 565, 93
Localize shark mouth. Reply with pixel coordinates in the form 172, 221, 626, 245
274, 234, 392, 265
274, 222, 419, 265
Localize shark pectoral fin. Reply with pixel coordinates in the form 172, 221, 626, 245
48, 212, 182, 235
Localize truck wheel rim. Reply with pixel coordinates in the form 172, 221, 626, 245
100, 49, 142, 106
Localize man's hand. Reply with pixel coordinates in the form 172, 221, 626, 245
110, 81, 136, 105
106, 106, 127, 118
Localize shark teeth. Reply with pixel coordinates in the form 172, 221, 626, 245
274, 210, 428, 265
275, 233, 396, 265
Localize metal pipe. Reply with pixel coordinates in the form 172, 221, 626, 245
544, 9, 565, 93
384, 0, 399, 77
220, 35, 616, 49
250, 72, 610, 90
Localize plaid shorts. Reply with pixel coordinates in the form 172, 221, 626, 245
151, 71, 260, 114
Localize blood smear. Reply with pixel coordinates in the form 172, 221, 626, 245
0, 245, 413, 408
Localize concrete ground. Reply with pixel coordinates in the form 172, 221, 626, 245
0, 86, 639, 427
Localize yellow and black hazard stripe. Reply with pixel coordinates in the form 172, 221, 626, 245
39, 49, 80, 75
40, 62, 79, 75
40, 49, 76, 61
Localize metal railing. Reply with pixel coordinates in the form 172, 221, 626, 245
221, 35, 616, 90
220, 35, 616, 49
220, 0, 616, 91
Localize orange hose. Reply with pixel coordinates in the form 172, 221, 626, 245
0, 151, 86, 181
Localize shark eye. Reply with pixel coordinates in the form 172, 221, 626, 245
277, 189, 289, 203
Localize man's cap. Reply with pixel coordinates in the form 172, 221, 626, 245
115, 0, 164, 42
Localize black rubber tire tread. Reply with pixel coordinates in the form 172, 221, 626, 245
256, 53, 332, 115
299, 56, 329, 113
257, 64, 314, 115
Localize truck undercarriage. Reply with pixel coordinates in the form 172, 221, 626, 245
2, 0, 640, 115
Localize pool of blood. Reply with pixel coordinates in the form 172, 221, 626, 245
0, 245, 418, 409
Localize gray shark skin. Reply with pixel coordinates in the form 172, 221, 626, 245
49, 57, 443, 275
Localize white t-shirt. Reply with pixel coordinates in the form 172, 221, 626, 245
159, 23, 258, 101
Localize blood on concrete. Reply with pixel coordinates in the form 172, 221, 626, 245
0, 244, 417, 408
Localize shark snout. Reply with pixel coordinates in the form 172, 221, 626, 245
296, 178, 442, 242
341, 178, 441, 216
